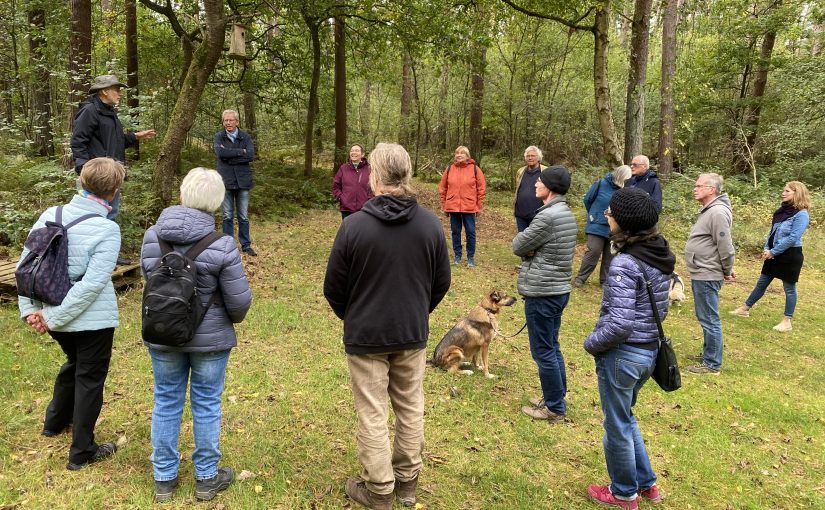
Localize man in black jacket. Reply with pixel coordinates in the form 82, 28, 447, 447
214, 110, 256, 256
324, 143, 451, 510
71, 75, 156, 222
627, 155, 663, 212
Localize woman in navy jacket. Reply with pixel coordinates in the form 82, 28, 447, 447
583, 188, 675, 509
730, 181, 811, 332
575, 165, 632, 287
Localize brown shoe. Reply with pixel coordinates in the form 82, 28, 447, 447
528, 396, 545, 408
395, 476, 418, 507
345, 477, 393, 510
521, 404, 565, 423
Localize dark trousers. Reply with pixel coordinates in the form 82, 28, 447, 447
576, 234, 613, 286
449, 212, 477, 261
44, 328, 114, 464
524, 294, 570, 415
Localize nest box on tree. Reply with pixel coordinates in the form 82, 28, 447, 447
227, 24, 248, 60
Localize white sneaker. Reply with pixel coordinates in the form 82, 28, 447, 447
729, 306, 750, 317
773, 318, 792, 332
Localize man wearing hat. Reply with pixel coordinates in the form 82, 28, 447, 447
512, 165, 577, 422
71, 74, 156, 223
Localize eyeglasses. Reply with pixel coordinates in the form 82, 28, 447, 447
630, 163, 643, 167
693, 184, 714, 189
604, 210, 613, 217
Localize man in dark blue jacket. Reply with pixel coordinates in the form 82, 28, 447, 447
214, 110, 256, 256
627, 155, 663, 212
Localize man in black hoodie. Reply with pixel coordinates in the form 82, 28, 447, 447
324, 143, 451, 510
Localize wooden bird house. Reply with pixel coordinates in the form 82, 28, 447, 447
227, 24, 247, 60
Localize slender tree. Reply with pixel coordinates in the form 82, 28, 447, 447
469, 47, 486, 164
657, 0, 680, 177
68, 0, 92, 130
125, 0, 140, 159
623, 0, 652, 163
28, 4, 54, 156
333, 14, 347, 171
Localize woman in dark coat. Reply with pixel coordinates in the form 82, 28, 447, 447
332, 143, 373, 219
729, 181, 811, 332
583, 187, 675, 509
140, 168, 252, 503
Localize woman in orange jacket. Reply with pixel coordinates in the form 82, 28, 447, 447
439, 146, 486, 267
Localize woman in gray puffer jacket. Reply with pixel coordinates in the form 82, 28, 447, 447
140, 168, 252, 503
583, 187, 675, 509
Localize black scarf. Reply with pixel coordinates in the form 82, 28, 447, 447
772, 201, 800, 225
621, 235, 676, 275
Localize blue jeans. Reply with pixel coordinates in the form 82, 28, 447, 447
595, 343, 657, 499
107, 189, 121, 221
515, 216, 532, 233
692, 279, 723, 370
222, 189, 251, 249
449, 213, 476, 261
524, 294, 570, 415
745, 273, 797, 318
149, 349, 230, 482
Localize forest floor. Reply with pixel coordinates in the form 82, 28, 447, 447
1, 181, 824, 509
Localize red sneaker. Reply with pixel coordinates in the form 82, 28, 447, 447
640, 485, 662, 503
587, 485, 638, 509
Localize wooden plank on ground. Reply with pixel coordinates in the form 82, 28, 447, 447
0, 258, 142, 302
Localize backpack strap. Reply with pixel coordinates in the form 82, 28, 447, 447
184, 231, 225, 260
63, 213, 99, 230
51, 205, 98, 230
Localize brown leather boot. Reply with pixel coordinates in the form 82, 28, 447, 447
345, 477, 394, 510
395, 476, 418, 507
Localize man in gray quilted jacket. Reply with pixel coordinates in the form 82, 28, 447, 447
512, 166, 577, 422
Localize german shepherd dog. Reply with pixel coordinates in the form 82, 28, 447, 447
431, 290, 517, 378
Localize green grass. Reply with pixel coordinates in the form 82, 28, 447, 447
1, 178, 824, 509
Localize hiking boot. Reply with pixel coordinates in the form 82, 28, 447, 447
42, 424, 71, 437
395, 476, 418, 507
344, 477, 393, 510
521, 403, 564, 423
573, 279, 584, 288
154, 477, 179, 503
587, 485, 638, 509
773, 317, 792, 332
116, 256, 133, 266
686, 362, 720, 375
640, 485, 662, 503
66, 442, 117, 470
195, 467, 235, 501
528, 396, 545, 408
467, 259, 475, 268
243, 246, 258, 257
453, 257, 461, 266
729, 305, 750, 317
687, 353, 704, 362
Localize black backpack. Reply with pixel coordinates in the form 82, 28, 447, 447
16, 206, 98, 305
141, 231, 224, 347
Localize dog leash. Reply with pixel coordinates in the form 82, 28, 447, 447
495, 322, 528, 338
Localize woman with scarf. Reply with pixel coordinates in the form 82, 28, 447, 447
730, 181, 811, 332
583, 187, 675, 509
439, 145, 486, 267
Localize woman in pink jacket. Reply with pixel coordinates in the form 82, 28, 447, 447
333, 144, 373, 220
438, 146, 486, 267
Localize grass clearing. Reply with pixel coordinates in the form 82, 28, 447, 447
1, 179, 824, 509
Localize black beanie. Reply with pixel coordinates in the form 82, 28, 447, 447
608, 187, 659, 233
539, 165, 571, 195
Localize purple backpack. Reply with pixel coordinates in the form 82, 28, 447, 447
15, 205, 97, 305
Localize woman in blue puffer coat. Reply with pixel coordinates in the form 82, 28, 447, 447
729, 181, 811, 332
575, 165, 632, 287
583, 187, 676, 509
140, 168, 252, 503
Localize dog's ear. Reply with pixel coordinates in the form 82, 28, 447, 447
490, 290, 501, 302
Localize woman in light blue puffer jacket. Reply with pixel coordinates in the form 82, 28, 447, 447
140, 167, 252, 503
18, 157, 124, 471
583, 187, 675, 508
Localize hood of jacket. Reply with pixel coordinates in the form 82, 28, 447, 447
699, 193, 732, 214
453, 158, 477, 168
154, 205, 217, 244
362, 194, 419, 224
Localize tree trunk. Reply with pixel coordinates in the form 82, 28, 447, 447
28, 6, 54, 157
437, 64, 449, 150
333, 15, 347, 172
69, 0, 92, 130
360, 80, 370, 139
623, 0, 652, 164
125, 0, 140, 159
399, 51, 413, 146
593, 3, 623, 167
735, 30, 777, 174
657, 0, 679, 177
243, 91, 257, 145
303, 15, 321, 177
153, 0, 226, 206
469, 47, 486, 165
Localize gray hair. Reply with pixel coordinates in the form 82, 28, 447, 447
633, 154, 650, 167
368, 143, 414, 196
612, 165, 632, 188
524, 146, 543, 161
699, 173, 724, 194
180, 167, 226, 212
222, 109, 239, 121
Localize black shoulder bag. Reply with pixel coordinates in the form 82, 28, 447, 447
630, 257, 682, 392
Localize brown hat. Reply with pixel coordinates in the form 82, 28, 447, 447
89, 75, 127, 94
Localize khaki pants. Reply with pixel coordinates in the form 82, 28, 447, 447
347, 349, 426, 495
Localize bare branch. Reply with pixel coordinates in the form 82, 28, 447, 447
498, 0, 594, 31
